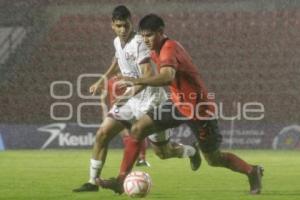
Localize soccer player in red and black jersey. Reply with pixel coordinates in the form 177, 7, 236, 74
107, 76, 150, 167
98, 14, 263, 195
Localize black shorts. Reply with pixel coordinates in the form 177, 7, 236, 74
147, 99, 222, 153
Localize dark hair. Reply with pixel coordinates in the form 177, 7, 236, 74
138, 14, 165, 32
112, 5, 131, 21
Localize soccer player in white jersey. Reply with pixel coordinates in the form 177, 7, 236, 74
73, 5, 201, 192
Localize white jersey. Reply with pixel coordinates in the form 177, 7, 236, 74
114, 34, 148, 78
113, 34, 166, 115
109, 34, 169, 143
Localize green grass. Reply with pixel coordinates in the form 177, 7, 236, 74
0, 150, 300, 200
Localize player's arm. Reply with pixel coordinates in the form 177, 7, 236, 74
89, 56, 119, 95
114, 59, 153, 106
137, 66, 175, 86
120, 66, 175, 87
124, 59, 153, 94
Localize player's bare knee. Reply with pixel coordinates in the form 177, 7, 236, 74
153, 145, 171, 159
131, 124, 142, 140
153, 149, 168, 159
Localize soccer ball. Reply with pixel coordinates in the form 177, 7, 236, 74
123, 171, 152, 198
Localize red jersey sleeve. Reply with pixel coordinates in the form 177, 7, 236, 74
159, 41, 178, 70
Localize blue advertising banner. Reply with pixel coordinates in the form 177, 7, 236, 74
1, 122, 299, 150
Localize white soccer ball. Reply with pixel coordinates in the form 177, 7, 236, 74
123, 171, 152, 198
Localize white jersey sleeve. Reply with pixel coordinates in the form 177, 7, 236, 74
135, 35, 150, 64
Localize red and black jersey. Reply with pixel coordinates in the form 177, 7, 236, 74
151, 39, 215, 119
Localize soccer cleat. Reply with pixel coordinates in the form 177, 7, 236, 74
72, 182, 99, 192
96, 177, 124, 194
135, 159, 151, 167
248, 165, 264, 195
189, 142, 201, 171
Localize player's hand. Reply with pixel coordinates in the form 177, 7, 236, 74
89, 81, 104, 96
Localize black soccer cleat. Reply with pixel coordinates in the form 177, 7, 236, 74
189, 142, 201, 171
72, 182, 99, 192
135, 159, 151, 167
96, 177, 124, 194
248, 165, 264, 195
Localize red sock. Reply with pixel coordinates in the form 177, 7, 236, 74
220, 152, 253, 175
118, 136, 142, 181
122, 135, 130, 147
138, 139, 147, 160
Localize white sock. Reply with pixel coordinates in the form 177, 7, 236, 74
181, 145, 196, 157
88, 159, 102, 184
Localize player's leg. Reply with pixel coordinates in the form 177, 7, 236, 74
118, 99, 201, 176
96, 114, 161, 194
121, 130, 151, 167
97, 101, 201, 194
118, 114, 159, 178
203, 149, 263, 194
73, 116, 125, 192
136, 139, 151, 167
146, 100, 201, 170
99, 127, 201, 194
192, 119, 263, 194
120, 129, 130, 148
148, 130, 201, 171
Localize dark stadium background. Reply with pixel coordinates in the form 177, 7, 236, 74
0, 0, 299, 150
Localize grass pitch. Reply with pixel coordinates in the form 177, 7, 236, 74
0, 149, 299, 200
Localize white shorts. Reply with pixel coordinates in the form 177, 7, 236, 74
108, 96, 170, 143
